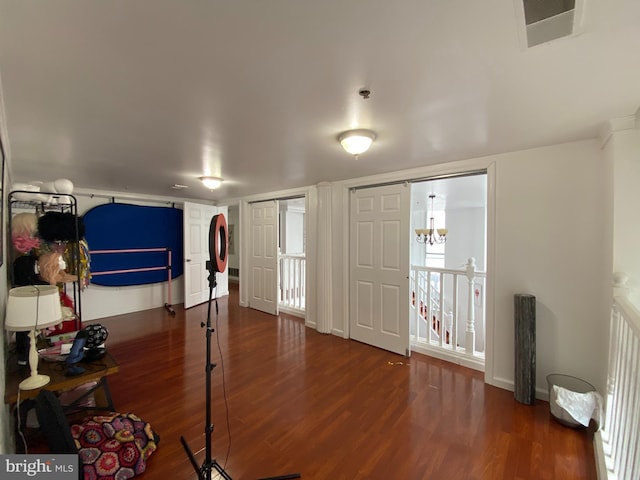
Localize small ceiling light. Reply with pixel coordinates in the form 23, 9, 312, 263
337, 129, 376, 159
199, 176, 223, 190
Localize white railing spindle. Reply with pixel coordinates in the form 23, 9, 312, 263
452, 273, 459, 352
599, 289, 640, 480
278, 254, 306, 313
465, 258, 476, 355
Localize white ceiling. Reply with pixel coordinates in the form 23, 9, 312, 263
1, 0, 639, 202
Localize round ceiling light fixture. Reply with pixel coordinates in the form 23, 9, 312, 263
199, 176, 223, 189
337, 129, 376, 159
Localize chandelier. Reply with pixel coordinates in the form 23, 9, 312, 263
416, 194, 448, 245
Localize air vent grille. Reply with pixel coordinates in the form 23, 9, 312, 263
523, 0, 575, 25
522, 0, 577, 47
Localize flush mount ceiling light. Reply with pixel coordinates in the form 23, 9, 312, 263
337, 129, 376, 159
199, 176, 223, 190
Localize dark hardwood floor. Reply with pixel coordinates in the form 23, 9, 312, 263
95, 284, 596, 480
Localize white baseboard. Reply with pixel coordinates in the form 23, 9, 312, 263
278, 305, 305, 319
410, 344, 485, 372
331, 327, 346, 338
486, 376, 549, 401
593, 430, 609, 480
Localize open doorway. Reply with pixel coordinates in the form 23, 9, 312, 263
239, 196, 307, 317
278, 197, 306, 316
410, 173, 487, 370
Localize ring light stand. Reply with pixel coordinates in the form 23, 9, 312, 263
180, 214, 300, 480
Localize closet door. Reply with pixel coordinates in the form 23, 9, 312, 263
349, 184, 410, 356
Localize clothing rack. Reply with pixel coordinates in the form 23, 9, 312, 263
9, 190, 84, 330
89, 247, 175, 316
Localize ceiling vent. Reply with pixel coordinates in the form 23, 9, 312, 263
519, 0, 582, 47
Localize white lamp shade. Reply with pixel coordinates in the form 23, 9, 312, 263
199, 176, 223, 189
5, 285, 63, 332
338, 129, 376, 156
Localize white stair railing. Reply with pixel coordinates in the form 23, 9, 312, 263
597, 279, 640, 480
278, 254, 306, 312
410, 258, 485, 370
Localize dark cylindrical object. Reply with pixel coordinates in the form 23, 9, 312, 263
514, 293, 536, 405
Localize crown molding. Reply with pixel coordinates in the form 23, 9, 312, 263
599, 110, 640, 149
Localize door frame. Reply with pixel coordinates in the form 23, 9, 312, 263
237, 188, 312, 316
341, 163, 496, 384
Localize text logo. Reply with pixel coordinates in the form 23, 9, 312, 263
1, 455, 78, 479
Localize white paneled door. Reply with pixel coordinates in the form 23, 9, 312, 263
249, 201, 279, 315
350, 184, 411, 356
213, 205, 230, 298
183, 201, 216, 309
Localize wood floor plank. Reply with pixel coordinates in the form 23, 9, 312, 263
90, 284, 597, 480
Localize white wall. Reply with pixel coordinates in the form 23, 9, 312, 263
325, 139, 609, 396
68, 138, 615, 397
282, 208, 305, 254
1, 138, 612, 440
227, 204, 239, 277
491, 140, 609, 395
445, 207, 487, 351
445, 207, 486, 271
611, 127, 640, 298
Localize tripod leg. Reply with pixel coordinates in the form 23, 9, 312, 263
180, 436, 204, 480
210, 460, 233, 480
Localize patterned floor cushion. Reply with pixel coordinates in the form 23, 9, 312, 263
71, 413, 157, 479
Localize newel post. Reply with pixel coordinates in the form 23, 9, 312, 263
465, 257, 476, 355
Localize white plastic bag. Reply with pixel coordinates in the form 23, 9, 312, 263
553, 385, 603, 428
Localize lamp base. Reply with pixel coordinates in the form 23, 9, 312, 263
19, 373, 51, 390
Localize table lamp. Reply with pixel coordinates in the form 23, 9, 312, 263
5, 285, 63, 390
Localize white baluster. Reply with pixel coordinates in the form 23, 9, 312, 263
465, 257, 476, 355
410, 267, 416, 342
452, 274, 459, 351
